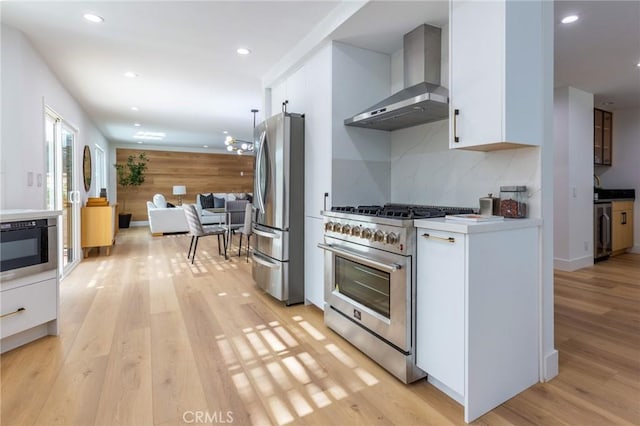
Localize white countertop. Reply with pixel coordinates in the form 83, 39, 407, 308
414, 217, 542, 234
0, 209, 62, 221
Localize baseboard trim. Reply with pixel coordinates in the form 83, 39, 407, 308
543, 349, 559, 381
553, 255, 593, 271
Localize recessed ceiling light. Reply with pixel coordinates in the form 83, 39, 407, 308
203, 145, 209, 148
561, 15, 579, 24
223, 130, 228, 134
131, 106, 139, 111
134, 131, 166, 141
237, 48, 251, 55
636, 62, 640, 68
134, 123, 141, 127
124, 71, 138, 78
602, 101, 615, 106
83, 13, 104, 23
137, 141, 143, 144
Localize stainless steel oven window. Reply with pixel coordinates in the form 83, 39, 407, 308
335, 256, 391, 318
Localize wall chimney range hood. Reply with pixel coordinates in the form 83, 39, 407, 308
344, 24, 448, 131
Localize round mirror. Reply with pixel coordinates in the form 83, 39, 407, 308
83, 145, 92, 192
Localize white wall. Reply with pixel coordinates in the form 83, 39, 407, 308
596, 108, 640, 252
0, 24, 110, 209
553, 87, 594, 271
331, 42, 391, 207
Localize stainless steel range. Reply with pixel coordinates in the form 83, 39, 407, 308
319, 204, 474, 383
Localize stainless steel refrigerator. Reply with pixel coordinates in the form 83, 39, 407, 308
251, 112, 305, 305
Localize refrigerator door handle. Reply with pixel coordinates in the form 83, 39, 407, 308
251, 251, 281, 269
255, 130, 267, 214
253, 226, 281, 239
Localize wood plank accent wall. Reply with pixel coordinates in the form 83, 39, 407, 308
115, 149, 254, 221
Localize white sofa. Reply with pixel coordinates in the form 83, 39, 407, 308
147, 194, 188, 234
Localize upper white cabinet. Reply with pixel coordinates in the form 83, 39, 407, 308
449, 0, 544, 151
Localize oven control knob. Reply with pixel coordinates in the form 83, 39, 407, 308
341, 224, 351, 235
332, 223, 342, 233
362, 228, 373, 240
324, 222, 334, 231
373, 230, 385, 242
351, 226, 362, 237
385, 232, 399, 245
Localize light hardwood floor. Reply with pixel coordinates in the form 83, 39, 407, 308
2, 228, 639, 425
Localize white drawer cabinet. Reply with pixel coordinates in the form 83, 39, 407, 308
1, 278, 57, 339
416, 228, 465, 396
449, 0, 544, 151
415, 219, 540, 422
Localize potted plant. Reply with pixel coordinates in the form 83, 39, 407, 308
114, 152, 149, 228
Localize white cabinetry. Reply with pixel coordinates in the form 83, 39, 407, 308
449, 0, 544, 151
1, 278, 57, 339
0, 210, 61, 353
416, 219, 540, 422
416, 228, 465, 396
304, 217, 325, 308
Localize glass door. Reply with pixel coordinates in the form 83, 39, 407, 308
45, 109, 81, 276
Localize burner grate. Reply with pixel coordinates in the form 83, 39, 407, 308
331, 206, 355, 213
355, 205, 382, 216
329, 204, 477, 220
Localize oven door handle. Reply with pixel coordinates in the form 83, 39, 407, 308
317, 243, 402, 272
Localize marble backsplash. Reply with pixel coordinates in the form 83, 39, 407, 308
333, 159, 390, 207
390, 120, 541, 217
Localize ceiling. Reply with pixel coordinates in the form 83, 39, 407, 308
1, 1, 638, 151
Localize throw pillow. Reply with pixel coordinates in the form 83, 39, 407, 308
246, 194, 253, 203
166, 202, 176, 208
153, 194, 167, 208
213, 196, 225, 208
200, 193, 215, 209
234, 193, 247, 200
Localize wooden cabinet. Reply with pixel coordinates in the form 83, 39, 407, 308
81, 205, 116, 257
594, 108, 613, 165
612, 201, 634, 252
415, 220, 540, 422
449, 0, 544, 151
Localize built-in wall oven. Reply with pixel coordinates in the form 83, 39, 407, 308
1, 218, 57, 282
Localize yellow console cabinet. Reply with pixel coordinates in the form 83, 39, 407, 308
81, 205, 116, 257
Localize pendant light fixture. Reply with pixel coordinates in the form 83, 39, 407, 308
224, 109, 259, 155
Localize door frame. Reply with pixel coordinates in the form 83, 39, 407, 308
44, 106, 81, 277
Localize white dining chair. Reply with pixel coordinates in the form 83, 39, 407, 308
238, 202, 254, 262
183, 204, 228, 263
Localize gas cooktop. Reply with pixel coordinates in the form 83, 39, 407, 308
330, 203, 476, 220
